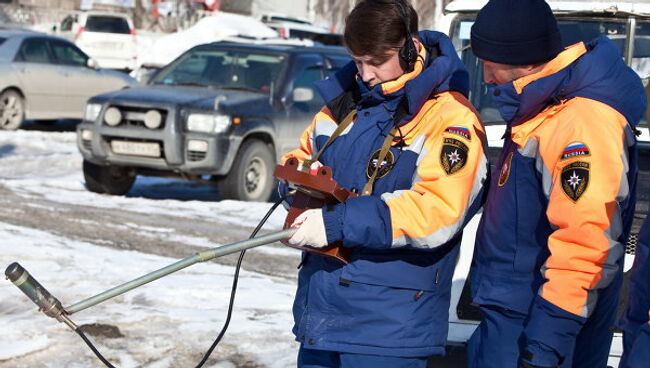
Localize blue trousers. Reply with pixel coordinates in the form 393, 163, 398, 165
620, 323, 650, 368
467, 303, 615, 368
297, 346, 428, 368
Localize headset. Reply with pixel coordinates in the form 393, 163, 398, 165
393, 0, 418, 72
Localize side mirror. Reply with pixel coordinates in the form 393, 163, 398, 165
87, 58, 99, 70
292, 87, 314, 103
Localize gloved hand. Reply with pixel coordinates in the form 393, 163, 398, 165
287, 209, 328, 248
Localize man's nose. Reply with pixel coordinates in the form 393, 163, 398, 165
360, 67, 375, 84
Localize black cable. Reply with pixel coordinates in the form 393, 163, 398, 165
193, 197, 285, 368
76, 329, 116, 368
75, 197, 286, 368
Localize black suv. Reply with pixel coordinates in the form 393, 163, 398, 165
77, 42, 350, 201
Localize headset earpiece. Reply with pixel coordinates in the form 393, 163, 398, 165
399, 36, 417, 72
395, 0, 417, 72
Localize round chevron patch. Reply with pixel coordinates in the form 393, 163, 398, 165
366, 149, 395, 179
440, 137, 468, 175
561, 161, 590, 202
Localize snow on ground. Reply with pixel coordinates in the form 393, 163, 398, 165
0, 130, 299, 367
0, 222, 297, 368
0, 131, 286, 231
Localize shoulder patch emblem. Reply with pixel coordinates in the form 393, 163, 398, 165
440, 137, 469, 175
561, 142, 590, 160
444, 126, 472, 141
498, 151, 514, 187
366, 149, 395, 179
561, 161, 590, 202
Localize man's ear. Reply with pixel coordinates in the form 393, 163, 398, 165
526, 62, 547, 74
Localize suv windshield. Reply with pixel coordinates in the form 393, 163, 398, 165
150, 48, 286, 93
451, 17, 650, 126
85, 15, 130, 34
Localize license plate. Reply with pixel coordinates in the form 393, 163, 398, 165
111, 141, 161, 158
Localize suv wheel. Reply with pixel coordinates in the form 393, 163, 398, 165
83, 160, 136, 195
0, 90, 24, 130
219, 140, 274, 202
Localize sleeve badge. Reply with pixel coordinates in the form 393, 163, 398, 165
444, 126, 472, 141
561, 142, 590, 160
561, 161, 590, 202
440, 137, 469, 175
498, 151, 514, 187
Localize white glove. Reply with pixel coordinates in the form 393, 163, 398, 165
287, 209, 328, 248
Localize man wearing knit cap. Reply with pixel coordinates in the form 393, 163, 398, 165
466, 0, 647, 367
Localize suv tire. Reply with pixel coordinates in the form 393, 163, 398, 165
0, 90, 24, 131
218, 140, 274, 202
83, 160, 136, 195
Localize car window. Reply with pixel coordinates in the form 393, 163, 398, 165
15, 38, 53, 64
60, 15, 74, 32
293, 65, 324, 111
0, 37, 6, 46
151, 48, 286, 93
50, 41, 88, 67
325, 55, 351, 77
85, 15, 130, 34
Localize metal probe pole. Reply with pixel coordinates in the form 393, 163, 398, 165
6, 228, 295, 323
65, 228, 295, 314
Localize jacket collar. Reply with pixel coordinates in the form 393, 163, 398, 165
315, 31, 469, 126
493, 36, 647, 128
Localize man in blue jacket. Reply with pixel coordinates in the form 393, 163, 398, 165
280, 0, 488, 367
619, 214, 650, 368
466, 0, 647, 367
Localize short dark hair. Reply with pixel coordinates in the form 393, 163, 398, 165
344, 0, 418, 63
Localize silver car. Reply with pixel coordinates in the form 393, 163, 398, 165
0, 29, 137, 130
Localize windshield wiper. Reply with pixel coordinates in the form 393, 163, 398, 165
219, 86, 262, 93
151, 81, 212, 88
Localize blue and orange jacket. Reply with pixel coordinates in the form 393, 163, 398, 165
470, 36, 647, 366
619, 214, 650, 368
281, 31, 488, 356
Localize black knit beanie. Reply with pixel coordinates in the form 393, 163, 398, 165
470, 0, 563, 65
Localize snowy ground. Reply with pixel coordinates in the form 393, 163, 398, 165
0, 128, 301, 368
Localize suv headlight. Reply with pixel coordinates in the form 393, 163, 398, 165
187, 113, 231, 133
85, 103, 102, 122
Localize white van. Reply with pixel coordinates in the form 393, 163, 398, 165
59, 11, 138, 71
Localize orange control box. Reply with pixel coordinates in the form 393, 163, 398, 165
274, 158, 357, 263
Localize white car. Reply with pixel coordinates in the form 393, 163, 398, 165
260, 14, 342, 46
59, 11, 138, 71
0, 30, 137, 130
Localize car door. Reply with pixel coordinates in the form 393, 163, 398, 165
12, 37, 68, 119
275, 53, 326, 156
48, 39, 121, 118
